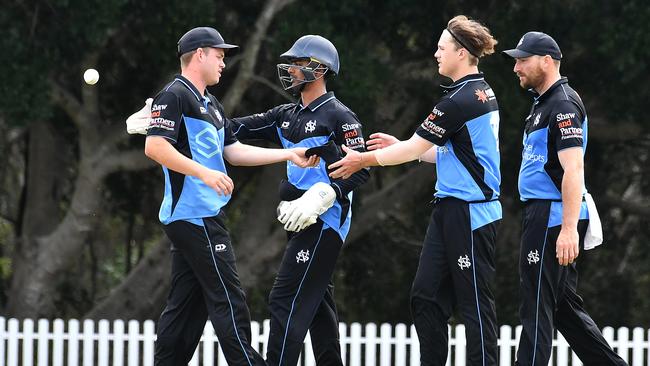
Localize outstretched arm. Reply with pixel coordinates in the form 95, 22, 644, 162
329, 133, 434, 179
223, 142, 317, 167
367, 132, 437, 163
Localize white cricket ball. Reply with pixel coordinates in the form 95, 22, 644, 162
83, 68, 100, 85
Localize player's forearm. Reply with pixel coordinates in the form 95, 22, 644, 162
374, 135, 434, 166
418, 146, 438, 163
561, 165, 583, 229
224, 142, 291, 166
330, 168, 370, 198
145, 137, 206, 178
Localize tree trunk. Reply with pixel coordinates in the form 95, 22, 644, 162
85, 237, 171, 320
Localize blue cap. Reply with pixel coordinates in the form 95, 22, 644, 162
177, 27, 238, 57
503, 31, 562, 60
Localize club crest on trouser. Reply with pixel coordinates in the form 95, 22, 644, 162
296, 249, 310, 263
457, 255, 471, 270
527, 249, 540, 264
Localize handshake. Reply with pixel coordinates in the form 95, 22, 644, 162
126, 98, 153, 135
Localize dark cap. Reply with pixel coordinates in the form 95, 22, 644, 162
177, 27, 238, 57
502, 31, 562, 60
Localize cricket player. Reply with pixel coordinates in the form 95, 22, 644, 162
329, 16, 501, 366
229, 35, 370, 365
503, 31, 627, 366
134, 26, 315, 366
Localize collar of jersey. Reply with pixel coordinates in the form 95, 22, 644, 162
440, 73, 484, 90
173, 74, 205, 102
300, 91, 336, 112
530, 77, 569, 102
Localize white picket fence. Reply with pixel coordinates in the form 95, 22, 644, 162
0, 317, 648, 365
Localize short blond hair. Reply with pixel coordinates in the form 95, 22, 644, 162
179, 47, 211, 69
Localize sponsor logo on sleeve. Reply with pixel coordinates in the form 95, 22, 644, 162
341, 122, 361, 131
427, 107, 445, 121
559, 126, 583, 140
149, 104, 176, 130
556, 112, 576, 121
556, 113, 582, 139
345, 136, 365, 149
420, 120, 446, 139
149, 118, 175, 131
344, 130, 358, 139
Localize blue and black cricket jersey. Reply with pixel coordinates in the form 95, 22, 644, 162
518, 78, 589, 226
231, 91, 369, 240
415, 73, 502, 229
147, 75, 237, 226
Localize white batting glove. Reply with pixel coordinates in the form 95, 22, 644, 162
277, 182, 336, 232
126, 98, 153, 135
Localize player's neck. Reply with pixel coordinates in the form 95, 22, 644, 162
449, 64, 480, 83
535, 73, 561, 96
300, 82, 327, 107
181, 69, 207, 97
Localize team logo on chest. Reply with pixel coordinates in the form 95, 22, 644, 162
213, 108, 223, 123
475, 89, 489, 103
533, 113, 541, 126
305, 120, 317, 133
195, 128, 221, 158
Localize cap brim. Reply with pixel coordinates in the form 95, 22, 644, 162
502, 49, 535, 59
214, 43, 238, 49
212, 43, 239, 55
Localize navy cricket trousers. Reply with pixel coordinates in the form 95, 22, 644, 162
155, 213, 265, 366
266, 220, 344, 366
411, 198, 499, 366
515, 200, 626, 366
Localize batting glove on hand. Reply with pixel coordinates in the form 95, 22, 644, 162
277, 182, 336, 232
126, 98, 153, 135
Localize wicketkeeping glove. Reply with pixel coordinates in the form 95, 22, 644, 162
126, 98, 153, 134
277, 182, 336, 232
